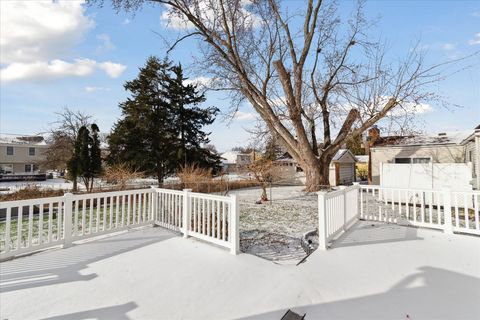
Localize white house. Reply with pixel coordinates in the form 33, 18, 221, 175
0, 133, 48, 180
368, 126, 480, 190
220, 150, 252, 173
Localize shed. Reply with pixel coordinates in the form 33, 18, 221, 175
329, 149, 357, 186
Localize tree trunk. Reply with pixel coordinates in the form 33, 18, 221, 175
303, 158, 330, 191
260, 184, 268, 201
73, 177, 78, 192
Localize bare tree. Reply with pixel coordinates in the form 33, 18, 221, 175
102, 0, 461, 190
247, 158, 276, 202
42, 108, 93, 190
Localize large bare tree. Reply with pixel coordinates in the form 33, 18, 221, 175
101, 0, 454, 190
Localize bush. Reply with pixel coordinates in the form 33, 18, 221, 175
103, 163, 144, 190
0, 185, 64, 202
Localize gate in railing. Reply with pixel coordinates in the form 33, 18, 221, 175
318, 184, 480, 249
0, 188, 239, 261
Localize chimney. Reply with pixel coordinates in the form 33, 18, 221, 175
367, 125, 380, 146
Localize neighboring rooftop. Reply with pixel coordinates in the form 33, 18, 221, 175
355, 155, 369, 163
0, 133, 47, 146
373, 130, 473, 148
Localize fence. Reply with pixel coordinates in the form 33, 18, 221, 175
318, 184, 480, 249
380, 162, 473, 191
318, 184, 359, 249
0, 188, 239, 260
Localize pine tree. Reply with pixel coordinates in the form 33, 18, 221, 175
167, 64, 220, 172
108, 56, 220, 183
67, 124, 103, 192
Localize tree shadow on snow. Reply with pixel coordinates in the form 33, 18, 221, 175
236, 266, 480, 320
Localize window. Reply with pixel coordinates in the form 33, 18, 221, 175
395, 157, 431, 164
394, 158, 411, 164
25, 164, 32, 172
6, 146, 14, 155
412, 158, 430, 164
29, 147, 36, 156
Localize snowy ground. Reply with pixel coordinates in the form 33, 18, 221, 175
1, 222, 479, 320
228, 186, 318, 264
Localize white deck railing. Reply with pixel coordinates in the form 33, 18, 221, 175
318, 185, 359, 249
318, 184, 480, 249
0, 188, 239, 260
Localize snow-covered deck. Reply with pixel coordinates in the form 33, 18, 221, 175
1, 222, 479, 320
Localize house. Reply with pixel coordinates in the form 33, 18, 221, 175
329, 149, 357, 186
0, 133, 48, 181
220, 150, 252, 173
366, 125, 480, 189
272, 155, 299, 183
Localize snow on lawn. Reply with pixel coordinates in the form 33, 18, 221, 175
228, 186, 318, 264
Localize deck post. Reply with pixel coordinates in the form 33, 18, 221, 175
230, 195, 240, 255
150, 186, 158, 222
442, 188, 453, 234
318, 191, 328, 250
339, 186, 347, 231
182, 189, 192, 238
63, 193, 74, 248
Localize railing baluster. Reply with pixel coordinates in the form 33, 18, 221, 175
74, 200, 79, 235
5, 207, 11, 253
48, 202, 53, 243
464, 194, 469, 229
38, 203, 44, 245
474, 194, 479, 231
454, 193, 459, 227
207, 199, 211, 236
114, 195, 119, 228
82, 199, 86, 235
27, 204, 33, 248
222, 201, 226, 240
103, 197, 108, 230
96, 197, 101, 232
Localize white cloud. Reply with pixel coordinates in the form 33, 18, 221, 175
468, 33, 480, 45
388, 102, 434, 117
122, 18, 131, 25
96, 33, 115, 54
472, 10, 480, 17
98, 62, 127, 78
184, 76, 211, 86
85, 86, 110, 92
0, 0, 94, 64
441, 43, 456, 51
0, 0, 126, 83
234, 111, 257, 121
160, 1, 260, 31
1, 59, 126, 83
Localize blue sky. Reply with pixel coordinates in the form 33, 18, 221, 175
0, 0, 479, 152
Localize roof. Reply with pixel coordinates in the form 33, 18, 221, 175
332, 149, 357, 163
0, 133, 47, 146
220, 150, 250, 164
372, 131, 473, 148
355, 155, 369, 163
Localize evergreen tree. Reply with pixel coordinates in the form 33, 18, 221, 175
67, 124, 103, 192
167, 64, 220, 172
108, 56, 220, 183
